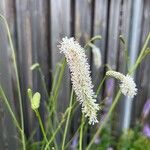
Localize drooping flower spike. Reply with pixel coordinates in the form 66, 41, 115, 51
58, 37, 99, 125
106, 70, 137, 98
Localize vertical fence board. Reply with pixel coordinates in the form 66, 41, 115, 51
0, 5, 18, 150
15, 0, 33, 137
93, 0, 108, 98
50, 0, 71, 145
117, 0, 132, 131
123, 0, 144, 130
104, 0, 122, 134
34, 0, 50, 94
0, 1, 18, 149
50, 0, 70, 112
75, 0, 92, 44
105, 0, 122, 109
104, 0, 121, 108
29, 1, 50, 140
118, 0, 132, 73
133, 0, 150, 121
106, 0, 121, 70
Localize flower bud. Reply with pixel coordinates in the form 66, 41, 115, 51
31, 92, 41, 110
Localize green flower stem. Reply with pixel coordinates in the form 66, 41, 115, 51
84, 35, 102, 48
129, 32, 150, 75
0, 86, 22, 133
77, 74, 106, 150
79, 115, 85, 150
44, 63, 62, 150
44, 101, 77, 150
49, 59, 66, 125
50, 59, 66, 104
38, 67, 49, 99
65, 125, 81, 149
0, 14, 26, 150
45, 117, 58, 150
46, 59, 66, 145
35, 110, 49, 144
62, 89, 74, 150
86, 91, 122, 150
96, 76, 106, 96
44, 110, 68, 150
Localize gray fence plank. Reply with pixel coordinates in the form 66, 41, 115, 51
133, 0, 150, 121
106, 0, 121, 70
50, 0, 70, 112
15, 0, 33, 136
117, 0, 132, 131
104, 0, 122, 106
123, 0, 144, 130
75, 0, 92, 44
104, 0, 122, 111
0, 1, 18, 149
0, 15, 18, 150
93, 0, 108, 99
103, 0, 122, 134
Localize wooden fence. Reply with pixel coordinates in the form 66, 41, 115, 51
0, 0, 150, 149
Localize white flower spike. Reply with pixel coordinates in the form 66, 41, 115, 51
58, 37, 99, 125
106, 70, 137, 98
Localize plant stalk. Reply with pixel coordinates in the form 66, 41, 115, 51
62, 89, 74, 150
0, 14, 26, 150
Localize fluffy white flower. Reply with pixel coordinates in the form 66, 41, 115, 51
58, 37, 99, 125
106, 70, 137, 98
119, 75, 137, 98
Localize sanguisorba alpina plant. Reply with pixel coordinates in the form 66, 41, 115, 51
58, 37, 99, 125
106, 70, 137, 98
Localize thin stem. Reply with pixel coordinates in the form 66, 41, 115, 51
45, 115, 58, 150
45, 59, 66, 145
79, 116, 85, 150
128, 32, 150, 75
53, 59, 66, 105
48, 62, 61, 113
62, 89, 74, 150
119, 35, 130, 71
65, 125, 81, 149
84, 35, 102, 48
38, 68, 49, 99
96, 76, 106, 96
44, 111, 68, 150
86, 91, 121, 150
44, 101, 77, 150
45, 63, 62, 148
35, 110, 49, 144
0, 14, 26, 150
49, 59, 66, 124
0, 86, 22, 133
